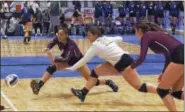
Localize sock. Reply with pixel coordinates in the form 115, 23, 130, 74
95, 79, 100, 86
81, 87, 89, 96
38, 80, 44, 88
105, 80, 111, 85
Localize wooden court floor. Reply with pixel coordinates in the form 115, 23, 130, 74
1, 75, 184, 111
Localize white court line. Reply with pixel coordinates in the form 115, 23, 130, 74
1, 91, 18, 111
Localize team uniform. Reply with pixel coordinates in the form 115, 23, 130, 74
131, 31, 184, 71
30, 37, 118, 95
69, 36, 133, 73
20, 7, 34, 25
47, 37, 83, 66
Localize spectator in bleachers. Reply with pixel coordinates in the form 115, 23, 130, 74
43, 9, 50, 36
103, 1, 113, 27
139, 1, 147, 20
155, 1, 164, 27
48, 1, 60, 35
169, 1, 178, 34
128, 1, 137, 33
147, 1, 155, 23
118, 2, 127, 26
33, 8, 43, 36
59, 10, 65, 25
135, 1, 141, 22
177, 1, 184, 30
28, 1, 39, 14
20, 2, 34, 44
94, 2, 104, 26
0, 2, 10, 39
71, 1, 83, 26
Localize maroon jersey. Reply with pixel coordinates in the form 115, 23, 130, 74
131, 31, 183, 71
47, 37, 83, 66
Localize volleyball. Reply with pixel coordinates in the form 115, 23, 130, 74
5, 74, 19, 87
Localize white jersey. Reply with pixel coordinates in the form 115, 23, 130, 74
70, 36, 129, 70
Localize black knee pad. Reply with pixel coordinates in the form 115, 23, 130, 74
46, 65, 56, 75
157, 88, 170, 99
95, 79, 100, 86
171, 91, 183, 100
90, 70, 98, 78
138, 83, 147, 93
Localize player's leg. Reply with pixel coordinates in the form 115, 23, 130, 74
77, 63, 119, 91
121, 66, 157, 94
171, 74, 184, 100
71, 62, 119, 102
157, 62, 184, 111
30, 62, 69, 95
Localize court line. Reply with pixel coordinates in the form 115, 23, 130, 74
1, 91, 18, 111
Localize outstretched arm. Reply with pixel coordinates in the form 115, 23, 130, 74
66, 46, 97, 71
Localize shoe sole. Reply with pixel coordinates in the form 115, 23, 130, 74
30, 80, 39, 95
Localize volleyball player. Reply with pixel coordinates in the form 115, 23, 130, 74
65, 26, 157, 102
20, 2, 34, 44
132, 19, 184, 111
30, 24, 118, 95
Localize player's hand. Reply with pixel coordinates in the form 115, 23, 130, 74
158, 74, 163, 82
65, 67, 75, 71
42, 48, 51, 53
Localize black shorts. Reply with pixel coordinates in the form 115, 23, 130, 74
119, 14, 126, 18
129, 12, 136, 17
114, 54, 134, 72
148, 10, 155, 16
170, 44, 184, 64
68, 55, 83, 66
156, 12, 164, 18
170, 12, 178, 17
73, 11, 81, 17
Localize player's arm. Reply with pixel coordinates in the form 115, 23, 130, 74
66, 46, 96, 71
131, 35, 151, 69
43, 38, 58, 64
54, 48, 74, 63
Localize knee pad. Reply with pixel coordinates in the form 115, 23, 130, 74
90, 70, 98, 78
171, 91, 183, 100
46, 65, 56, 75
157, 88, 170, 99
95, 79, 100, 86
138, 83, 147, 93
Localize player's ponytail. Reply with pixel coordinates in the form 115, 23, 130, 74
135, 19, 166, 33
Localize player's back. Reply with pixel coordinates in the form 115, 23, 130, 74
93, 36, 128, 65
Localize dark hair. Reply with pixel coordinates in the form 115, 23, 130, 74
88, 26, 104, 37
135, 19, 166, 33
58, 23, 69, 34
